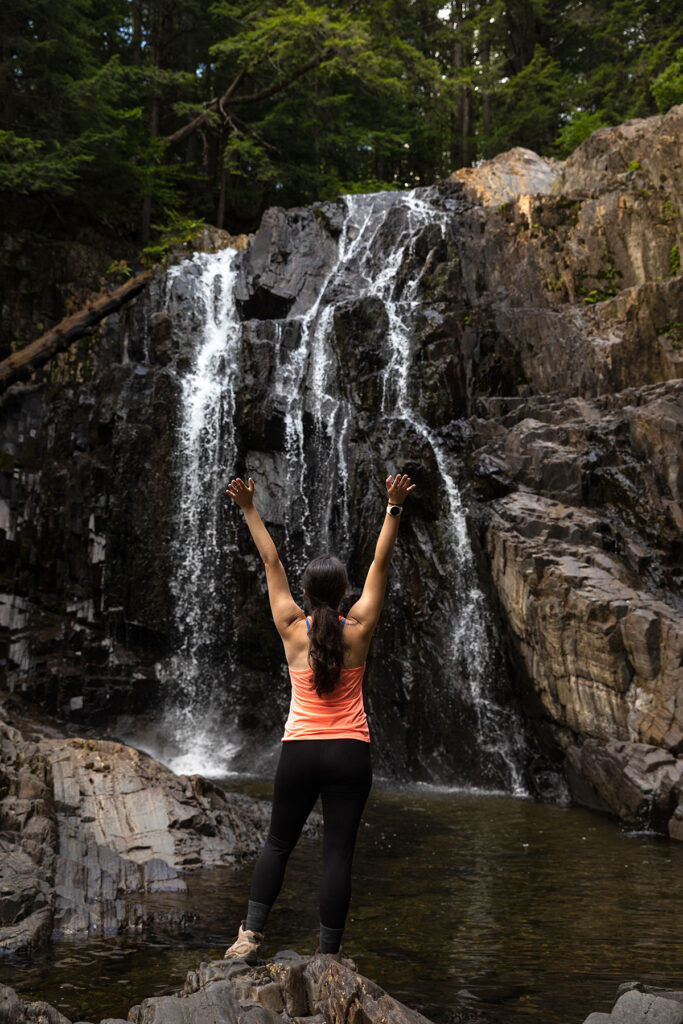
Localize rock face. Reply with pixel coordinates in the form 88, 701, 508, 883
0, 951, 434, 1024
450, 146, 560, 205
456, 108, 683, 833
0, 105, 681, 822
0, 713, 270, 954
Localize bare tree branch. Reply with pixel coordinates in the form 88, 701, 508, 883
164, 0, 364, 147
166, 65, 247, 147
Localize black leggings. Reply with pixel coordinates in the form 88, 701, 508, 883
249, 739, 372, 928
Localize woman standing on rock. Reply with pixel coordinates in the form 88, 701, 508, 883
223, 471, 415, 960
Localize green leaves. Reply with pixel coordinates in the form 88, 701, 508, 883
652, 49, 683, 112
554, 110, 609, 158
0, 131, 94, 195
2, 0, 681, 242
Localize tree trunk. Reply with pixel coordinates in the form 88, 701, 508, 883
481, 39, 491, 142
141, 92, 160, 244
0, 272, 154, 392
461, 87, 470, 166
216, 134, 228, 229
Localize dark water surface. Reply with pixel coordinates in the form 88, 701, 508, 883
3, 781, 683, 1023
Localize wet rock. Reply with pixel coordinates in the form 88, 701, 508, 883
234, 203, 343, 318
0, 983, 72, 1023
565, 739, 683, 834
135, 952, 434, 1024
148, 312, 172, 365
0, 712, 270, 953
582, 981, 683, 1024
0, 952, 436, 1024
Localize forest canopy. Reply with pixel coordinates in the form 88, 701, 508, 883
1, 0, 682, 243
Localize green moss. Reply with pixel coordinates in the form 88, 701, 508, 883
665, 321, 683, 350
544, 273, 565, 292
662, 199, 678, 222
670, 244, 680, 276
627, 160, 641, 172
582, 289, 613, 304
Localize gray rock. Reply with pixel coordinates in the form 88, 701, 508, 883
565, 740, 683, 833
582, 984, 683, 1024
611, 989, 683, 1024
0, 952, 438, 1024
0, 983, 72, 1023
0, 716, 271, 953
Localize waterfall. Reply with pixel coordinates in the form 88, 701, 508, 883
147, 189, 528, 793
151, 248, 242, 777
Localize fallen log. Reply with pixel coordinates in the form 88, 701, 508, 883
0, 269, 154, 392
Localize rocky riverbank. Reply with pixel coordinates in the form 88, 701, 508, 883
1, 953, 682, 1024
0, 708, 273, 955
1, 951, 435, 1024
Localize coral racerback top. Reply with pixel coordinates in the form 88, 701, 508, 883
282, 617, 370, 743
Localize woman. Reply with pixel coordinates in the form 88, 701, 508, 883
223, 471, 415, 961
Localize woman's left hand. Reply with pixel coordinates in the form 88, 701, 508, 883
226, 477, 255, 509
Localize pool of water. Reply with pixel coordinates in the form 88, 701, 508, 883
3, 780, 683, 1023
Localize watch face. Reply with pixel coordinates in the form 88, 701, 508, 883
389, 505, 401, 516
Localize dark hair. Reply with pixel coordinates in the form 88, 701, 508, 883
302, 555, 348, 697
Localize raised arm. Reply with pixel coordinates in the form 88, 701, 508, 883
347, 473, 415, 633
226, 477, 302, 635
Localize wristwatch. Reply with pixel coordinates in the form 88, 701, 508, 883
386, 503, 402, 517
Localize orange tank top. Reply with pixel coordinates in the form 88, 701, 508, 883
283, 663, 370, 742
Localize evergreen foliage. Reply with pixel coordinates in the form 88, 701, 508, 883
1, 0, 681, 244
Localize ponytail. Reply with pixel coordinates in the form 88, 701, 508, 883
302, 555, 348, 697
308, 603, 345, 696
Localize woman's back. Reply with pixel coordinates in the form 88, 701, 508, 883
283, 615, 369, 741
282, 613, 370, 672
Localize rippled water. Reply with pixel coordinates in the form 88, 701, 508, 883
3, 783, 683, 1023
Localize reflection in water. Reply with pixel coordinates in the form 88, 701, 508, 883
3, 785, 683, 1024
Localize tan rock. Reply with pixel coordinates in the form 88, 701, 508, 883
450, 147, 560, 206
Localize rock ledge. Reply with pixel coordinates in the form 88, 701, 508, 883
0, 951, 434, 1024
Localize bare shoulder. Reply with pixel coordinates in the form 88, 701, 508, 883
279, 609, 307, 636
281, 613, 311, 670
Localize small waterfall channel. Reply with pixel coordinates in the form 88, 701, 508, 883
149, 188, 528, 793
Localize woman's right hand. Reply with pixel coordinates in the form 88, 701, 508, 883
226, 477, 255, 509
386, 473, 416, 506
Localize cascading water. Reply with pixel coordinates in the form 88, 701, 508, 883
150, 187, 528, 792
151, 248, 242, 776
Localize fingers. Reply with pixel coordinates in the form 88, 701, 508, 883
225, 477, 251, 502
386, 472, 416, 501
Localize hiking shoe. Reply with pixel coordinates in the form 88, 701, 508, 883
315, 946, 355, 969
224, 922, 263, 963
